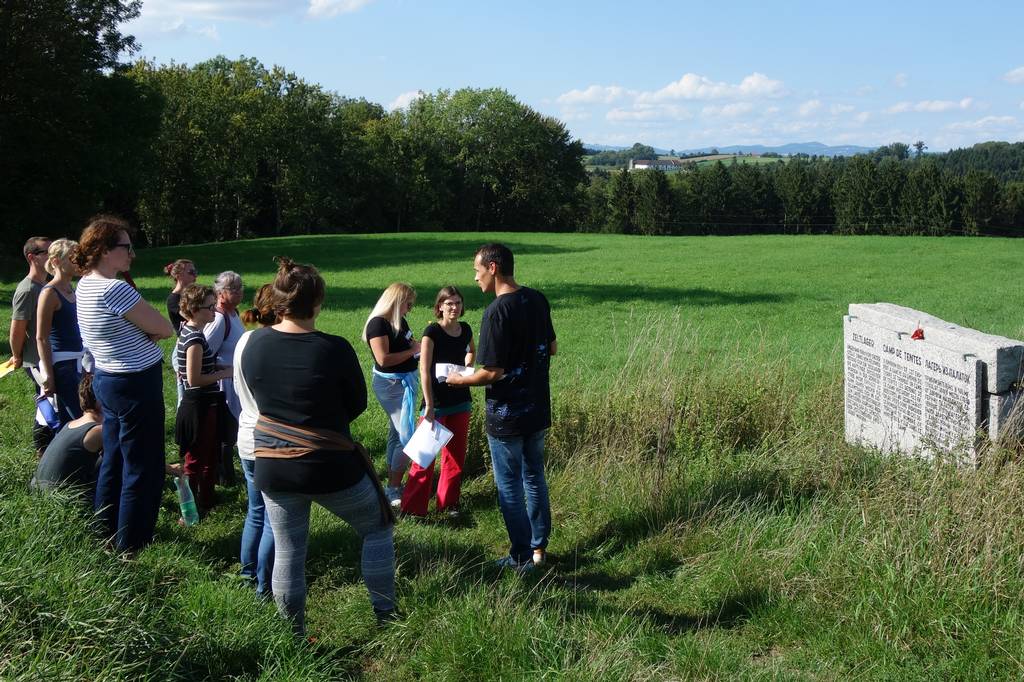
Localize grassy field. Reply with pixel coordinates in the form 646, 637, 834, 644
1, 232, 1023, 679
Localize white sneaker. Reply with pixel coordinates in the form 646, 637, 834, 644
385, 486, 402, 509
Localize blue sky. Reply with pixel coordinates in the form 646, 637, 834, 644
128, 0, 1024, 152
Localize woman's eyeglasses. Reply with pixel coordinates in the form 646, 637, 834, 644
113, 243, 135, 255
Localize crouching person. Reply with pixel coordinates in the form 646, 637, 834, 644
31, 373, 103, 498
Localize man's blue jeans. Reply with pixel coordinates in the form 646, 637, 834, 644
240, 458, 274, 595
487, 429, 551, 563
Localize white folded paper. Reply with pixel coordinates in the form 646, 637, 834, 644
402, 419, 454, 468
435, 363, 474, 382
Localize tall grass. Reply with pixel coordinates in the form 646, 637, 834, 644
2, 321, 1024, 675
2, 320, 1023, 677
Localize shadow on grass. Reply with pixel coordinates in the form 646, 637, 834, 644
586, 466, 822, 557
541, 284, 795, 308
556, 466, 823, 593
559, 584, 767, 635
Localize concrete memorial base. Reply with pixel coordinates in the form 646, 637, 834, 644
844, 303, 1024, 464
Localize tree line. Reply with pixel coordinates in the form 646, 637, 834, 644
2, 0, 1023, 254
582, 155, 1024, 237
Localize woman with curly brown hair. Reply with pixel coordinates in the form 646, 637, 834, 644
73, 215, 174, 552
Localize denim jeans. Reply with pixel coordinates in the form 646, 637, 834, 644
92, 362, 166, 552
487, 429, 551, 563
371, 373, 407, 473
51, 359, 83, 427
240, 458, 274, 595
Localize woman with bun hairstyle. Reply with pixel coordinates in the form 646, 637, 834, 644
233, 284, 278, 597
242, 257, 396, 634
74, 215, 175, 552
401, 285, 474, 517
164, 259, 197, 334
362, 282, 420, 508
35, 239, 84, 429
165, 258, 197, 404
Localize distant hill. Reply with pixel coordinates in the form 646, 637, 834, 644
582, 141, 874, 157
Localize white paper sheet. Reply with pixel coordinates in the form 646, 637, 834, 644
402, 419, 454, 468
435, 363, 474, 382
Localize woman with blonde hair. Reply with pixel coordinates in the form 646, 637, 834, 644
363, 282, 420, 508
35, 238, 84, 428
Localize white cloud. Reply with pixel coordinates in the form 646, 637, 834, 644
308, 0, 376, 18
855, 112, 871, 123
387, 90, 422, 111
637, 71, 785, 103
606, 105, 692, 123
886, 98, 973, 114
702, 102, 754, 118
947, 115, 1016, 131
798, 99, 822, 117
136, 0, 295, 22
1020, 101, 1024, 110
831, 104, 855, 115
893, 72, 908, 88
556, 85, 634, 106
1004, 66, 1024, 84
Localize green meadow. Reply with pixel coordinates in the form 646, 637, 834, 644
1, 232, 1023, 679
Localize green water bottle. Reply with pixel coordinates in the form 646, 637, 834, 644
175, 475, 200, 526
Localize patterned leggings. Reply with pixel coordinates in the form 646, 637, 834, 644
262, 475, 395, 635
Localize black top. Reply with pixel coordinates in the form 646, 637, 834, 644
477, 287, 556, 437
31, 421, 100, 493
167, 292, 184, 336
241, 327, 368, 493
176, 325, 217, 392
422, 321, 473, 409
366, 316, 417, 373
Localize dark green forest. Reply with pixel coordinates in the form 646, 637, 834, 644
3, 0, 1024, 252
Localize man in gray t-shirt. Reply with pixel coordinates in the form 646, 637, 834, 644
10, 236, 52, 455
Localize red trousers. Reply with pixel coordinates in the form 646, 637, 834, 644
183, 404, 219, 511
401, 411, 470, 516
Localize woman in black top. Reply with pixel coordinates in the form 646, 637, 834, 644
362, 282, 420, 508
243, 257, 396, 635
165, 258, 197, 404
401, 285, 475, 517
31, 373, 103, 497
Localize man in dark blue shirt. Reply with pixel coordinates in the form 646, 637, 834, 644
447, 243, 556, 571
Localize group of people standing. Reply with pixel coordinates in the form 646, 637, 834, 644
9, 216, 556, 636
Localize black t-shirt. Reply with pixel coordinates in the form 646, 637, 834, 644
167, 292, 184, 336
477, 287, 556, 437
31, 421, 100, 494
366, 316, 417, 373
241, 327, 368, 493
422, 321, 473, 409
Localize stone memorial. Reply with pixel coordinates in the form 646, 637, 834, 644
844, 303, 1024, 464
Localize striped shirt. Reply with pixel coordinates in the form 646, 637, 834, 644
176, 324, 217, 391
76, 273, 163, 374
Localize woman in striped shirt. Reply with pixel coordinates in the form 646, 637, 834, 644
174, 284, 232, 515
73, 215, 175, 553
